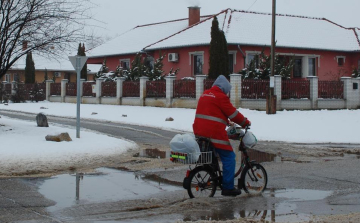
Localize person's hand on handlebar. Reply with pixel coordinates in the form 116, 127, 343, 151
228, 121, 235, 127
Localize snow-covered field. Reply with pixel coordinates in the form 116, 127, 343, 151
2, 102, 359, 143
1, 102, 359, 175
0, 104, 138, 175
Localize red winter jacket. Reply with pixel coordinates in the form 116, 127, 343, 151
193, 86, 249, 151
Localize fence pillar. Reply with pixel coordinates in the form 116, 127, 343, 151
11, 81, 17, 95
45, 80, 54, 101
61, 79, 68, 103
307, 76, 318, 109
230, 74, 241, 108
139, 76, 149, 106
341, 77, 360, 109
195, 75, 207, 101
95, 78, 105, 104
274, 75, 282, 110
165, 76, 176, 108
116, 77, 126, 105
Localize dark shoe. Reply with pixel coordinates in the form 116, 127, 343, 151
221, 188, 241, 196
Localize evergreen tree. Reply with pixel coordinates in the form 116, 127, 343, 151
25, 52, 35, 84
240, 49, 293, 80
127, 53, 144, 81
77, 43, 87, 80
208, 17, 230, 79
220, 31, 230, 78
208, 17, 221, 79
148, 55, 165, 80
95, 58, 109, 80
43, 69, 48, 83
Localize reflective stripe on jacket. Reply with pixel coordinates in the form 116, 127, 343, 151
193, 86, 247, 151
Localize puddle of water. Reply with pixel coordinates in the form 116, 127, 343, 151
272, 188, 332, 201
182, 189, 332, 222
38, 167, 180, 212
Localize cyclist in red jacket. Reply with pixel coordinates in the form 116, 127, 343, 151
193, 75, 251, 196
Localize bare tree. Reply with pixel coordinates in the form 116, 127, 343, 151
0, 0, 91, 79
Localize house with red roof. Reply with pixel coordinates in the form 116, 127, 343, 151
87, 7, 360, 81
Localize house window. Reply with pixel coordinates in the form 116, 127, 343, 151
293, 58, 302, 78
229, 54, 234, 73
228, 51, 237, 74
358, 59, 360, 72
189, 51, 204, 75
246, 52, 260, 68
120, 59, 130, 70
14, 74, 19, 82
336, 56, 345, 66
308, 58, 316, 76
193, 54, 203, 75
5, 74, 10, 82
144, 56, 154, 71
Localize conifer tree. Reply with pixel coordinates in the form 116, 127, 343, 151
220, 30, 230, 78
77, 43, 87, 80
148, 55, 165, 80
208, 17, 230, 79
95, 58, 109, 80
44, 69, 48, 83
25, 52, 35, 84
127, 53, 144, 81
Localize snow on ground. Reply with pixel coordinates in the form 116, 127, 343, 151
0, 111, 137, 175
2, 101, 359, 144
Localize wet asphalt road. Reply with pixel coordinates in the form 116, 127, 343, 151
1, 110, 360, 222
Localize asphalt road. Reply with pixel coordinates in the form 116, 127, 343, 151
1, 110, 360, 223
0, 109, 181, 145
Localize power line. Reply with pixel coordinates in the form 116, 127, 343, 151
246, 0, 259, 11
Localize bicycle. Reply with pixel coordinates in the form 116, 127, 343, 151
170, 126, 268, 198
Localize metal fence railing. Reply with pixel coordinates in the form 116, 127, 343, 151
123, 81, 140, 97
204, 79, 215, 91
102, 81, 116, 97
146, 80, 166, 98
242, 79, 269, 99
50, 83, 61, 95
83, 82, 95, 97
66, 83, 77, 96
282, 80, 310, 99
173, 80, 196, 98
318, 81, 344, 99
4, 83, 11, 95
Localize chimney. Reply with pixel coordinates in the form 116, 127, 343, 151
188, 6, 200, 26
22, 41, 28, 51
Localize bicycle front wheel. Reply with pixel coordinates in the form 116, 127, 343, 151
187, 166, 217, 198
239, 163, 267, 194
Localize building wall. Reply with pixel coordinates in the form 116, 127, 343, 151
2, 70, 77, 83
152, 45, 209, 79
237, 45, 358, 80
87, 45, 359, 81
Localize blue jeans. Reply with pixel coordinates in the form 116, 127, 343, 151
215, 148, 236, 190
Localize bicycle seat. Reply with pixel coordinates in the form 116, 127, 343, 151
196, 137, 212, 152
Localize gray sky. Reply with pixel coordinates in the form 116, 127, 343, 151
88, 0, 360, 38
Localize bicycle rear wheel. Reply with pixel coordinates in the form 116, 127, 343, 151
239, 163, 267, 194
187, 166, 217, 198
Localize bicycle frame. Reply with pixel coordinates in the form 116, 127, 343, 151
190, 126, 259, 189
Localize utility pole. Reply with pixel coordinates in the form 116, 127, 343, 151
267, 0, 277, 114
